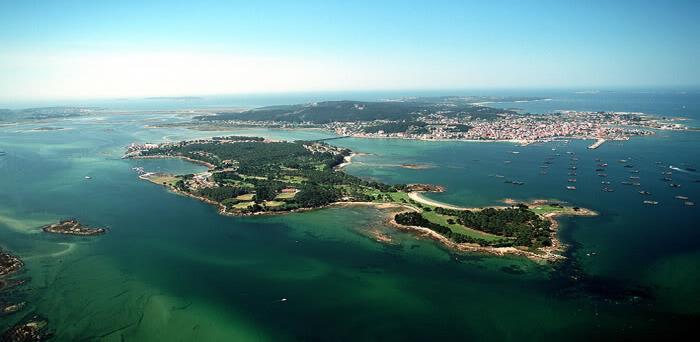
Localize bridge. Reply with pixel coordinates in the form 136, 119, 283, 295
312, 136, 351, 142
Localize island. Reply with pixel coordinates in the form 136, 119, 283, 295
0, 315, 51, 342
0, 250, 23, 281
1, 302, 26, 315
1, 249, 30, 329
0, 106, 98, 122
41, 219, 106, 236
124, 136, 595, 261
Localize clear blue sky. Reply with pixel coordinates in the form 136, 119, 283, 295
1, 0, 698, 101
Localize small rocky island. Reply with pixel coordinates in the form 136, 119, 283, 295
0, 251, 23, 278
0, 315, 51, 342
42, 219, 106, 236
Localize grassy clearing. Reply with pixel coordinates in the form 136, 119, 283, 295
279, 175, 307, 183
242, 175, 267, 181
146, 174, 180, 186
263, 201, 285, 207
275, 192, 297, 200
421, 211, 503, 241
233, 201, 255, 209
235, 193, 255, 201
530, 205, 575, 216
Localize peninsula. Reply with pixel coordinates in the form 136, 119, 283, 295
190, 97, 689, 145
124, 136, 594, 261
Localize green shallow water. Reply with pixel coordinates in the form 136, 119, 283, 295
1, 112, 699, 340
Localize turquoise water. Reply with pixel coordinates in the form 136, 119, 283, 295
1, 93, 699, 340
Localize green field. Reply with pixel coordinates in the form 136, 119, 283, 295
235, 194, 255, 201
146, 174, 180, 187
233, 201, 255, 209
421, 211, 503, 241
263, 201, 285, 207
530, 205, 576, 216
275, 192, 297, 200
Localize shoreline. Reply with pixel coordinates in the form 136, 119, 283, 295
0, 251, 23, 278
388, 198, 597, 262
125, 155, 217, 169
334, 152, 358, 169
588, 138, 606, 149
129, 142, 596, 263
155, 121, 656, 146
407, 192, 470, 210
139, 171, 595, 262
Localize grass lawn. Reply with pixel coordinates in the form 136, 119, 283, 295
275, 192, 297, 200
233, 201, 255, 209
146, 174, 180, 187
354, 189, 410, 203
279, 175, 307, 183
421, 211, 503, 241
242, 175, 267, 180
385, 191, 410, 203
530, 205, 575, 216
263, 201, 285, 207
235, 193, 255, 201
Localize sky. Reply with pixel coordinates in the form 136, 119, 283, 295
0, 0, 699, 102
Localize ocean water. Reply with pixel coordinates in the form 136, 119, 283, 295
1, 92, 699, 340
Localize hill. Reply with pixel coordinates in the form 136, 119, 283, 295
197, 99, 521, 124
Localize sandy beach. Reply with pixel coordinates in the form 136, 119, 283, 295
407, 192, 469, 210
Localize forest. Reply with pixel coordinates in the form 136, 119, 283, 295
141, 137, 405, 214
196, 100, 518, 123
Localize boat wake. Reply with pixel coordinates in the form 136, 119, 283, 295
669, 165, 697, 174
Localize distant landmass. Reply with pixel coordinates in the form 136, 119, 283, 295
144, 96, 204, 101
191, 96, 687, 144
0, 107, 98, 122
196, 97, 531, 124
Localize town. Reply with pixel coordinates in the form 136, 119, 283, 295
196, 108, 687, 146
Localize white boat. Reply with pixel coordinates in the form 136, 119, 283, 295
84, 176, 92, 179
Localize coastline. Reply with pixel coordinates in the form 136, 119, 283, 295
588, 138, 606, 149
388, 198, 597, 262
140, 170, 595, 262
0, 251, 23, 278
125, 155, 217, 169
334, 152, 358, 169
129, 142, 596, 263
407, 192, 470, 210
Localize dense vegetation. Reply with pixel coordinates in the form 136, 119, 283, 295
395, 212, 505, 246
140, 135, 559, 251
197, 100, 517, 123
142, 140, 336, 175
395, 205, 553, 248
146, 137, 405, 213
